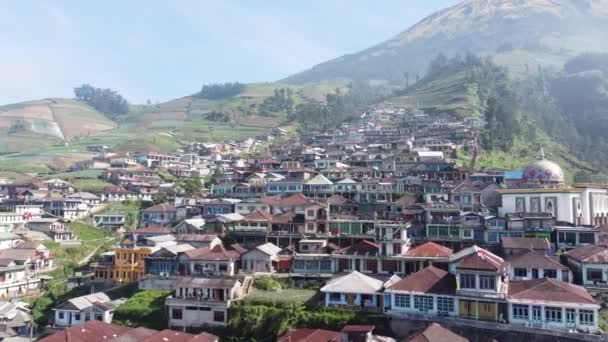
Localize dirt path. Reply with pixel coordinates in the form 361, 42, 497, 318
77, 237, 117, 265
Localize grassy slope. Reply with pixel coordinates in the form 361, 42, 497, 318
391, 68, 481, 118
0, 81, 345, 173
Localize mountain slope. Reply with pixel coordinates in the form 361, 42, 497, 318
0, 99, 117, 152
284, 0, 608, 85
391, 55, 600, 180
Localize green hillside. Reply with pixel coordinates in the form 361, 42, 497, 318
0, 81, 347, 173
390, 57, 599, 180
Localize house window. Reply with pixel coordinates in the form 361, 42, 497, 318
566, 308, 576, 325
586, 268, 603, 282
85, 313, 90, 321
329, 293, 342, 301
394, 294, 410, 308
437, 297, 454, 313
172, 309, 183, 320
545, 307, 562, 323
74, 313, 81, 321
479, 276, 495, 290
462, 229, 472, 238
544, 269, 557, 279
320, 260, 332, 271
512, 304, 529, 320
307, 210, 315, 217
579, 233, 595, 244
58, 312, 64, 320
413, 295, 433, 312
213, 311, 225, 322
487, 231, 499, 243
460, 274, 476, 289
514, 268, 527, 277
580, 309, 594, 325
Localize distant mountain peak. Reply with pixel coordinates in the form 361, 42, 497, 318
283, 0, 608, 85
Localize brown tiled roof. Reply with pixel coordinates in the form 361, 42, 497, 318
406, 242, 453, 258
141, 330, 218, 342
243, 210, 274, 222
508, 278, 597, 305
393, 195, 417, 206
130, 227, 173, 234
341, 325, 375, 333
336, 240, 379, 255
104, 186, 130, 194
277, 328, 340, 342
141, 203, 177, 212
455, 249, 503, 272
506, 250, 568, 270
259, 193, 312, 207
501, 237, 550, 250
229, 243, 248, 254
183, 245, 240, 261
273, 211, 297, 224
38, 320, 132, 342
326, 194, 350, 205
176, 234, 218, 242
452, 180, 494, 193
563, 244, 608, 263
405, 323, 469, 342
387, 266, 455, 295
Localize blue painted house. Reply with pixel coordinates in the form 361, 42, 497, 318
145, 244, 195, 276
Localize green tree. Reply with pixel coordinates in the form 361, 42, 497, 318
177, 171, 203, 196
74, 84, 129, 118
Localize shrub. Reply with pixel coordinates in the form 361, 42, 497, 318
254, 276, 282, 291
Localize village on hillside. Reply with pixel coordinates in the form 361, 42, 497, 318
0, 105, 607, 342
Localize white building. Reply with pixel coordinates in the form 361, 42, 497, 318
53, 292, 123, 327
165, 277, 243, 329
499, 158, 608, 226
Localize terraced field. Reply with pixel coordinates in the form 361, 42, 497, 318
0, 99, 116, 150
0, 81, 342, 173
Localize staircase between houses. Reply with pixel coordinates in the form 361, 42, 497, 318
242, 276, 254, 295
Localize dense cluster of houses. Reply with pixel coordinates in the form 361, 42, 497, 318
2, 107, 608, 340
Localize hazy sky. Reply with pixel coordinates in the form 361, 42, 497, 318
0, 0, 456, 104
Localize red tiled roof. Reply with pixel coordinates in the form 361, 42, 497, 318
141, 203, 177, 212
563, 244, 608, 263
340, 325, 375, 333
277, 328, 340, 342
406, 242, 453, 258
244, 210, 274, 222
273, 211, 297, 224
38, 320, 132, 342
501, 237, 550, 250
141, 330, 218, 342
406, 323, 469, 342
508, 278, 597, 305
387, 266, 455, 295
259, 193, 312, 207
455, 249, 504, 272
183, 245, 240, 261
336, 240, 379, 255
506, 250, 568, 270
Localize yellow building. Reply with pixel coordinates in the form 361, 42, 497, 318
93, 244, 151, 283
